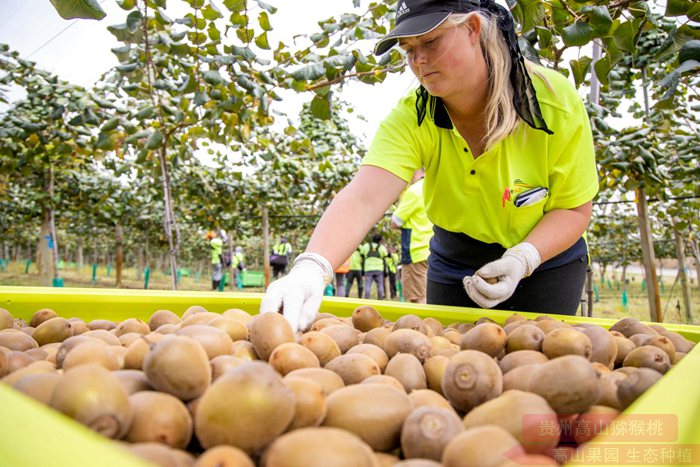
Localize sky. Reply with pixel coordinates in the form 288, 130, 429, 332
0, 0, 417, 145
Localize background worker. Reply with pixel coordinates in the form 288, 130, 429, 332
261, 0, 598, 331
385, 244, 400, 300
334, 256, 351, 297
360, 234, 389, 300
270, 236, 293, 279
391, 168, 433, 303
206, 231, 223, 291
345, 247, 364, 298
231, 246, 246, 288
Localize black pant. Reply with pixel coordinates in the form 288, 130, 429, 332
272, 264, 287, 279
345, 270, 363, 298
427, 256, 587, 316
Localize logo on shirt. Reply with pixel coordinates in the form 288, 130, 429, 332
502, 179, 534, 208
396, 2, 410, 20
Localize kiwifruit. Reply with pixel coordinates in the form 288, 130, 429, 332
351, 305, 383, 332
541, 328, 592, 360
0, 329, 38, 351
210, 355, 246, 381
617, 367, 663, 409
609, 317, 658, 338
221, 308, 254, 325
182, 305, 208, 319
385, 353, 428, 393
208, 317, 249, 342
528, 355, 601, 415
641, 335, 676, 362
504, 314, 527, 326
143, 334, 211, 401
323, 383, 412, 452
66, 318, 89, 335
181, 311, 222, 327
114, 318, 150, 336
21, 326, 35, 337
118, 332, 143, 348
231, 340, 259, 361
505, 324, 545, 353
495, 454, 558, 466
575, 324, 617, 368
109, 345, 128, 368
177, 324, 233, 360
194, 445, 254, 467
29, 308, 57, 328
441, 425, 525, 467
82, 329, 121, 346
502, 363, 542, 392
55, 335, 100, 368
429, 336, 457, 355
25, 347, 48, 362
284, 376, 327, 430
424, 317, 444, 336
124, 390, 192, 449
442, 350, 502, 413
394, 460, 443, 467
499, 350, 549, 374
298, 331, 342, 366
147, 310, 181, 331
440, 329, 462, 346
534, 318, 570, 335
195, 361, 295, 452
31, 317, 73, 346
269, 342, 320, 375
674, 352, 686, 364
5, 350, 34, 374
249, 312, 296, 361
401, 406, 464, 461
324, 353, 380, 385
362, 374, 406, 392
658, 329, 694, 354
572, 405, 620, 444
475, 316, 497, 325
457, 323, 475, 333
460, 323, 506, 357
123, 337, 151, 370
127, 442, 179, 467
346, 343, 389, 371
263, 427, 377, 467
1, 359, 55, 386
423, 355, 450, 394
62, 340, 120, 371
112, 369, 153, 395
87, 319, 117, 331
394, 314, 429, 335
503, 320, 527, 335
284, 367, 345, 395
614, 366, 638, 376
311, 317, 344, 332
38, 342, 60, 365
628, 333, 649, 347
0, 308, 13, 330
612, 334, 636, 367
408, 389, 457, 413
13, 372, 62, 404
0, 347, 9, 378
362, 326, 392, 349
463, 389, 559, 454
622, 345, 671, 374
320, 324, 361, 354
384, 329, 432, 362
50, 364, 132, 439
154, 324, 179, 335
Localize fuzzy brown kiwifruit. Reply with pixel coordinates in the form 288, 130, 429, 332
612, 334, 636, 367
182, 305, 209, 319
114, 318, 150, 337
126, 390, 193, 449
208, 317, 249, 342
13, 372, 62, 404
0, 329, 38, 351
423, 355, 450, 394
622, 345, 671, 374
460, 322, 507, 357
86, 319, 117, 331
501, 363, 542, 392
351, 305, 383, 332
50, 364, 132, 439
298, 331, 342, 366
658, 329, 694, 354
195, 361, 295, 453
82, 329, 121, 346
362, 374, 406, 392
66, 318, 89, 335
575, 324, 617, 369
407, 389, 458, 415
117, 332, 143, 348
541, 327, 592, 360
263, 427, 378, 467
401, 406, 464, 461
143, 334, 211, 401
385, 352, 428, 393
55, 335, 101, 369
384, 329, 432, 362
283, 376, 327, 430
181, 311, 221, 327
210, 355, 246, 381
499, 350, 549, 374
248, 312, 295, 361
393, 314, 429, 335
29, 308, 58, 328
231, 340, 259, 361
534, 318, 570, 335
628, 334, 649, 347
0, 308, 13, 330
284, 367, 345, 396
123, 337, 151, 370
310, 317, 344, 331
320, 324, 361, 354
61, 340, 120, 371
505, 324, 545, 353
572, 405, 620, 444
424, 317, 444, 336
177, 324, 233, 360
504, 314, 527, 326
0, 347, 9, 378
609, 317, 658, 338
595, 371, 626, 410
528, 355, 600, 415
439, 329, 462, 346
112, 369, 153, 395
154, 324, 179, 335
324, 353, 380, 385
616, 367, 663, 409
323, 383, 412, 452
194, 445, 254, 467
31, 317, 73, 346
441, 425, 525, 467
5, 350, 34, 374
1, 359, 55, 386
430, 336, 458, 355
362, 326, 392, 349
641, 335, 676, 362
346, 343, 389, 371
269, 342, 320, 375
127, 442, 179, 467
221, 308, 254, 325
442, 350, 502, 413
147, 309, 181, 331
463, 390, 559, 454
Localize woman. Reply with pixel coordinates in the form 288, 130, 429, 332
260, 0, 598, 332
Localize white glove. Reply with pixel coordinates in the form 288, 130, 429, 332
259, 252, 333, 332
463, 242, 541, 308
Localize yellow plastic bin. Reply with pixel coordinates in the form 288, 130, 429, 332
1, 286, 699, 467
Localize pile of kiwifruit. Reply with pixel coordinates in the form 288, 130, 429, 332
0, 305, 694, 467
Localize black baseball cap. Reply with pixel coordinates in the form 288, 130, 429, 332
374, 0, 479, 55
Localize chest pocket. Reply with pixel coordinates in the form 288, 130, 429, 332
506, 196, 548, 245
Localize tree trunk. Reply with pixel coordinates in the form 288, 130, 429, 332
674, 230, 693, 324
690, 238, 700, 291
263, 207, 270, 288
158, 148, 178, 290
76, 238, 84, 271
115, 223, 123, 288
635, 187, 662, 322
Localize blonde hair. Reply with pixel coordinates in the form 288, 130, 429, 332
446, 12, 525, 150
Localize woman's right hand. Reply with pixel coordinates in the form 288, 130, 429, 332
259, 253, 333, 332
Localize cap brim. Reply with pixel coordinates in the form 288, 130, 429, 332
374, 12, 451, 55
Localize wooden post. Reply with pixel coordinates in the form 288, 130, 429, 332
262, 207, 270, 288
635, 187, 662, 322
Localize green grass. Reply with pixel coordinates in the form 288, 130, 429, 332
1, 260, 699, 325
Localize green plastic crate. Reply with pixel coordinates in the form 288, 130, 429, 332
240, 270, 264, 287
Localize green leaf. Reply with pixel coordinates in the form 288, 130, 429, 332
255, 0, 277, 14
581, 6, 613, 37
135, 106, 156, 120
255, 32, 270, 50
203, 70, 223, 85
593, 56, 612, 86
145, 130, 164, 150
202, 2, 223, 21
612, 20, 638, 53
665, 0, 695, 17
562, 21, 594, 47
569, 57, 592, 88
116, 0, 135, 10
258, 11, 272, 31
679, 40, 700, 64
49, 0, 106, 20
101, 118, 120, 132
126, 10, 142, 32
309, 95, 331, 120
